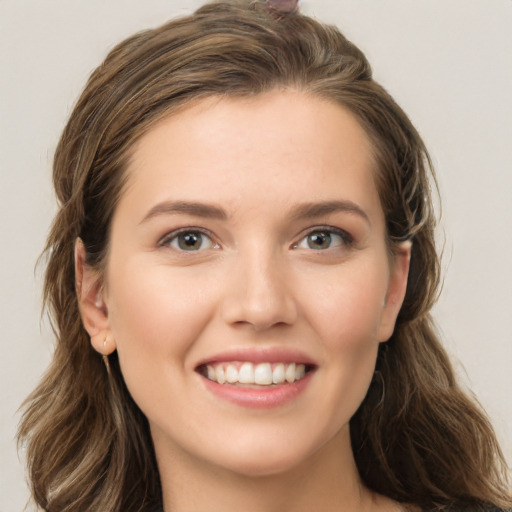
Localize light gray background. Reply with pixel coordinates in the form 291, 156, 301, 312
1, 1, 511, 510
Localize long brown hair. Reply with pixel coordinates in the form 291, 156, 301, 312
18, 1, 512, 511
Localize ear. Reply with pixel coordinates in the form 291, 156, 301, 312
377, 241, 412, 342
75, 238, 116, 355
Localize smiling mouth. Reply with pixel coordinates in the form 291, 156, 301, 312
197, 361, 314, 386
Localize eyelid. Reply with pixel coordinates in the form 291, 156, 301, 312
292, 225, 354, 249
159, 227, 220, 250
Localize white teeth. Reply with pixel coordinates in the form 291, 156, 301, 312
285, 362, 296, 383
238, 362, 254, 384
204, 361, 309, 386
207, 365, 216, 380
254, 363, 273, 385
215, 365, 225, 384
272, 363, 285, 384
225, 364, 238, 383
295, 364, 306, 380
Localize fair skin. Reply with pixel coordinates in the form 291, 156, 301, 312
76, 91, 411, 512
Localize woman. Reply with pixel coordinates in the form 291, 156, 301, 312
18, 1, 512, 511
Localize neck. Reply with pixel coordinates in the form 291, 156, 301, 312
154, 426, 388, 512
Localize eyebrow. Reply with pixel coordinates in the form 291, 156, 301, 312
140, 199, 369, 225
289, 200, 370, 225
140, 200, 228, 224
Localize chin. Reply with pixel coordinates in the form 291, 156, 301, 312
205, 435, 323, 479
220, 453, 306, 478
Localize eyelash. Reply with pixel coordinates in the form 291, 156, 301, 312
159, 225, 354, 252
159, 228, 219, 252
293, 226, 354, 251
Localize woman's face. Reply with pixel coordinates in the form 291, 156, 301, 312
87, 91, 410, 477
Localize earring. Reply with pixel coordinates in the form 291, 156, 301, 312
102, 337, 112, 376
102, 354, 112, 376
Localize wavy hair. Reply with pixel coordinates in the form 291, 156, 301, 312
18, 1, 511, 511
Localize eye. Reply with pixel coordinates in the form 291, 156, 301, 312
163, 230, 218, 251
295, 228, 352, 250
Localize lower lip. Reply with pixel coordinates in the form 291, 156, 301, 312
201, 371, 314, 409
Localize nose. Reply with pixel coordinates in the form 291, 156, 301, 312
221, 249, 298, 331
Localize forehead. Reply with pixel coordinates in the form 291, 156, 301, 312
121, 91, 381, 221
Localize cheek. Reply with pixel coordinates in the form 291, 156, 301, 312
105, 258, 219, 370
297, 263, 387, 420
301, 263, 388, 347
104, 259, 224, 421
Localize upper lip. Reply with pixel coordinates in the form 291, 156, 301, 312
195, 347, 318, 369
